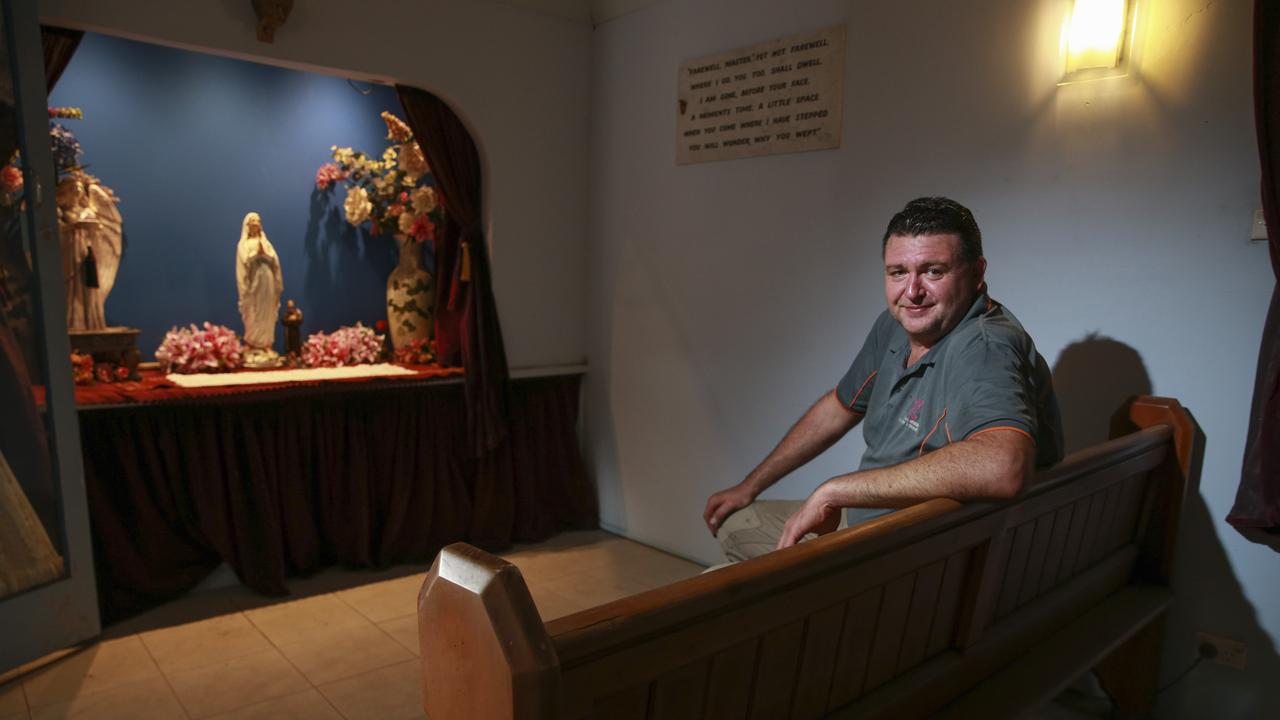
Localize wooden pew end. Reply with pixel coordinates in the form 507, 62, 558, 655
419, 543, 560, 720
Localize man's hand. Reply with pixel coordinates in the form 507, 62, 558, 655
703, 483, 756, 537
775, 487, 841, 550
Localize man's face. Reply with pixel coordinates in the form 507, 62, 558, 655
883, 232, 986, 350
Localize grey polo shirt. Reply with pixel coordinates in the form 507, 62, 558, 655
835, 292, 1063, 472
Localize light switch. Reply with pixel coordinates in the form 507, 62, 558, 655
1253, 208, 1268, 241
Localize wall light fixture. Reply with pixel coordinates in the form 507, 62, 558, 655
1060, 0, 1137, 83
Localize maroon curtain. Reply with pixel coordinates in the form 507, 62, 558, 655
40, 25, 82, 92
1230, 0, 1280, 532
396, 85, 509, 456
80, 375, 596, 624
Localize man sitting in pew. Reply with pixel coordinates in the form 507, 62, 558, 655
703, 196, 1063, 561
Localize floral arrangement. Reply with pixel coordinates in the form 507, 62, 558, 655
154, 322, 244, 374
2, 107, 85, 206
70, 351, 131, 385
70, 352, 94, 385
301, 323, 385, 367
393, 336, 436, 365
314, 111, 443, 244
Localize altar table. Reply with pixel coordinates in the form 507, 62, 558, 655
69, 367, 596, 623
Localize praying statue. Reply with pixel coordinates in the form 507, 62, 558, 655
235, 212, 283, 365
56, 171, 122, 331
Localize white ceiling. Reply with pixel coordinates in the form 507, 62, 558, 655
489, 0, 663, 26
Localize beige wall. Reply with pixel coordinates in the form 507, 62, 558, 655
588, 0, 1273, 716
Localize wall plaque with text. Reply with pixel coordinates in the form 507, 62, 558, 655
677, 25, 845, 165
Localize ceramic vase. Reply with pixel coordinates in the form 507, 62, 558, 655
386, 234, 433, 350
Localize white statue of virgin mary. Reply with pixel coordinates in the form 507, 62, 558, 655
235, 212, 283, 361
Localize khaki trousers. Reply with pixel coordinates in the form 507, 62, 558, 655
716, 501, 893, 563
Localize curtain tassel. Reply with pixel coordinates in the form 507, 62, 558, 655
460, 241, 472, 283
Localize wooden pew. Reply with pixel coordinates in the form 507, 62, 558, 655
418, 396, 1200, 719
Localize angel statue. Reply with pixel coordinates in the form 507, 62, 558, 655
55, 171, 122, 330
235, 211, 283, 366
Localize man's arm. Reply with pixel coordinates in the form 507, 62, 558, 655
775, 428, 1034, 549
703, 389, 862, 536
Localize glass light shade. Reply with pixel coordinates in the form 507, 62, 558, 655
1065, 0, 1128, 73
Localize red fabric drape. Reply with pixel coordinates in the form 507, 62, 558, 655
396, 85, 510, 456
80, 375, 596, 624
1230, 1, 1280, 532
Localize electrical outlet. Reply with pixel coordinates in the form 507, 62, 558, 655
1252, 208, 1268, 241
1197, 632, 1247, 669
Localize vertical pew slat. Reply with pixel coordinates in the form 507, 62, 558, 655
1091, 482, 1124, 563
749, 619, 806, 720
1074, 489, 1109, 575
827, 587, 884, 709
1017, 512, 1056, 608
995, 521, 1036, 618
863, 573, 916, 691
896, 559, 946, 673
1057, 496, 1093, 583
791, 603, 848, 720
594, 685, 649, 720
925, 549, 971, 657
1039, 505, 1074, 596
648, 658, 710, 720
704, 638, 759, 720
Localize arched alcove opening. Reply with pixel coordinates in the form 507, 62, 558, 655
36, 27, 503, 376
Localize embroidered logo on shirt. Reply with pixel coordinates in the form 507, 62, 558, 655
900, 398, 924, 433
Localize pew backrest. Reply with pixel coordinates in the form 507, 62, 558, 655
419, 396, 1197, 720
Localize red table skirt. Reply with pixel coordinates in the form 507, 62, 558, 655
72, 370, 597, 624
38, 364, 465, 407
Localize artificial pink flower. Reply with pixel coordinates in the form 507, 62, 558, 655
314, 162, 347, 190
410, 214, 435, 243
155, 323, 243, 373
301, 324, 384, 367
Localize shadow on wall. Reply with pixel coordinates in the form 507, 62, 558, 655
302, 190, 397, 331
1052, 333, 1279, 716
1052, 332, 1152, 454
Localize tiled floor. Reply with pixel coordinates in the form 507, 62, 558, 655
0, 530, 704, 720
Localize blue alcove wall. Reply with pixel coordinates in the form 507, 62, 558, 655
49, 32, 413, 358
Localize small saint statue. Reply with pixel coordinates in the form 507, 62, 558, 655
281, 299, 303, 358
56, 171, 122, 331
235, 212, 283, 367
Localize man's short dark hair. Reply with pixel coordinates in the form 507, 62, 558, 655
882, 197, 983, 264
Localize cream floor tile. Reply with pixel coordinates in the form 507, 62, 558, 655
165, 648, 309, 719
203, 689, 342, 720
526, 584, 586, 621
274, 622, 413, 686
103, 587, 245, 640
317, 659, 424, 720
28, 677, 185, 720
141, 612, 274, 674
335, 574, 424, 624
591, 552, 704, 588
552, 573, 656, 611
21, 636, 163, 710
376, 615, 420, 657
243, 594, 370, 647
0, 680, 26, 716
